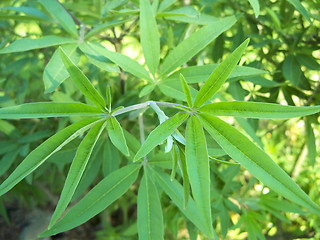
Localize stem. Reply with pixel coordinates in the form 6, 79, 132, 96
138, 113, 147, 162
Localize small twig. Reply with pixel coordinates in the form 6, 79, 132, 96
138, 113, 147, 162
56, 0, 83, 26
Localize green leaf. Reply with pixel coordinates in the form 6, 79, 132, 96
180, 74, 192, 108
107, 117, 130, 156
185, 116, 212, 230
165, 65, 266, 84
198, 113, 320, 214
102, 138, 120, 177
159, 15, 238, 76
79, 42, 120, 73
138, 167, 164, 240
44, 44, 81, 93
177, 144, 190, 209
282, 55, 302, 86
1, 6, 50, 20
170, 145, 178, 180
140, 0, 160, 76
59, 47, 106, 110
40, 164, 141, 237
134, 112, 189, 161
296, 53, 320, 70
79, 42, 152, 82
39, 0, 78, 38
49, 121, 106, 228
0, 118, 101, 196
287, 0, 312, 24
198, 101, 320, 119
0, 36, 76, 54
0, 102, 105, 119
193, 38, 249, 107
151, 167, 215, 239
248, 0, 260, 17
106, 87, 112, 111
305, 117, 316, 167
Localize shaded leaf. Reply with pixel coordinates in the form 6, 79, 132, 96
107, 117, 130, 156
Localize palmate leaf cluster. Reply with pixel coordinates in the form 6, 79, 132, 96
0, 0, 320, 239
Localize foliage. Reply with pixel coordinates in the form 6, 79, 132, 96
0, 0, 320, 239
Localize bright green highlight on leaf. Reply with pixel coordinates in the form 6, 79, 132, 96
138, 167, 164, 240
0, 102, 105, 119
49, 121, 106, 228
198, 101, 320, 119
134, 112, 189, 161
198, 113, 320, 214
107, 117, 130, 156
193, 38, 250, 107
140, 0, 160, 76
0, 118, 102, 196
40, 164, 141, 237
59, 47, 106, 111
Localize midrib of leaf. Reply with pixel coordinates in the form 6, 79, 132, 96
200, 116, 320, 212
50, 165, 139, 231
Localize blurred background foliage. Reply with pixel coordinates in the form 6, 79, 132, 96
0, 0, 320, 239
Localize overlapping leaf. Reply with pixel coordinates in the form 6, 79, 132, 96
107, 116, 129, 156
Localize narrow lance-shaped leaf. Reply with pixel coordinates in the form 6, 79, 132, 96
177, 144, 190, 209
198, 113, 320, 214
150, 167, 216, 239
180, 74, 192, 108
198, 101, 320, 119
40, 164, 141, 237
79, 42, 153, 82
159, 15, 238, 76
107, 117, 129, 156
134, 112, 189, 162
170, 144, 178, 181
193, 38, 249, 107
0, 118, 102, 196
39, 0, 78, 38
305, 117, 316, 167
0, 36, 76, 54
49, 121, 106, 228
106, 86, 112, 111
0, 102, 104, 119
248, 0, 260, 17
59, 47, 106, 110
287, 0, 312, 24
185, 115, 212, 231
140, 0, 160, 76
138, 167, 164, 240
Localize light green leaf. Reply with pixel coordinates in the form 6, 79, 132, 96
0, 102, 105, 119
0, 118, 101, 196
248, 0, 260, 17
198, 113, 320, 214
0, 36, 76, 54
165, 65, 266, 84
40, 164, 141, 237
44, 44, 81, 93
79, 42, 152, 82
170, 145, 178, 180
140, 0, 160, 76
193, 38, 249, 107
107, 117, 130, 156
159, 15, 238, 76
134, 112, 189, 161
1, 6, 50, 20
151, 167, 215, 239
49, 121, 106, 228
287, 0, 312, 24
84, 19, 130, 40
177, 144, 190, 209
158, 81, 198, 102
282, 55, 302, 86
79, 42, 120, 73
138, 167, 164, 240
180, 74, 192, 108
39, 0, 78, 37
163, 13, 219, 25
305, 117, 316, 167
59, 47, 106, 110
198, 101, 320, 119
102, 138, 120, 177
106, 87, 112, 111
185, 116, 212, 230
